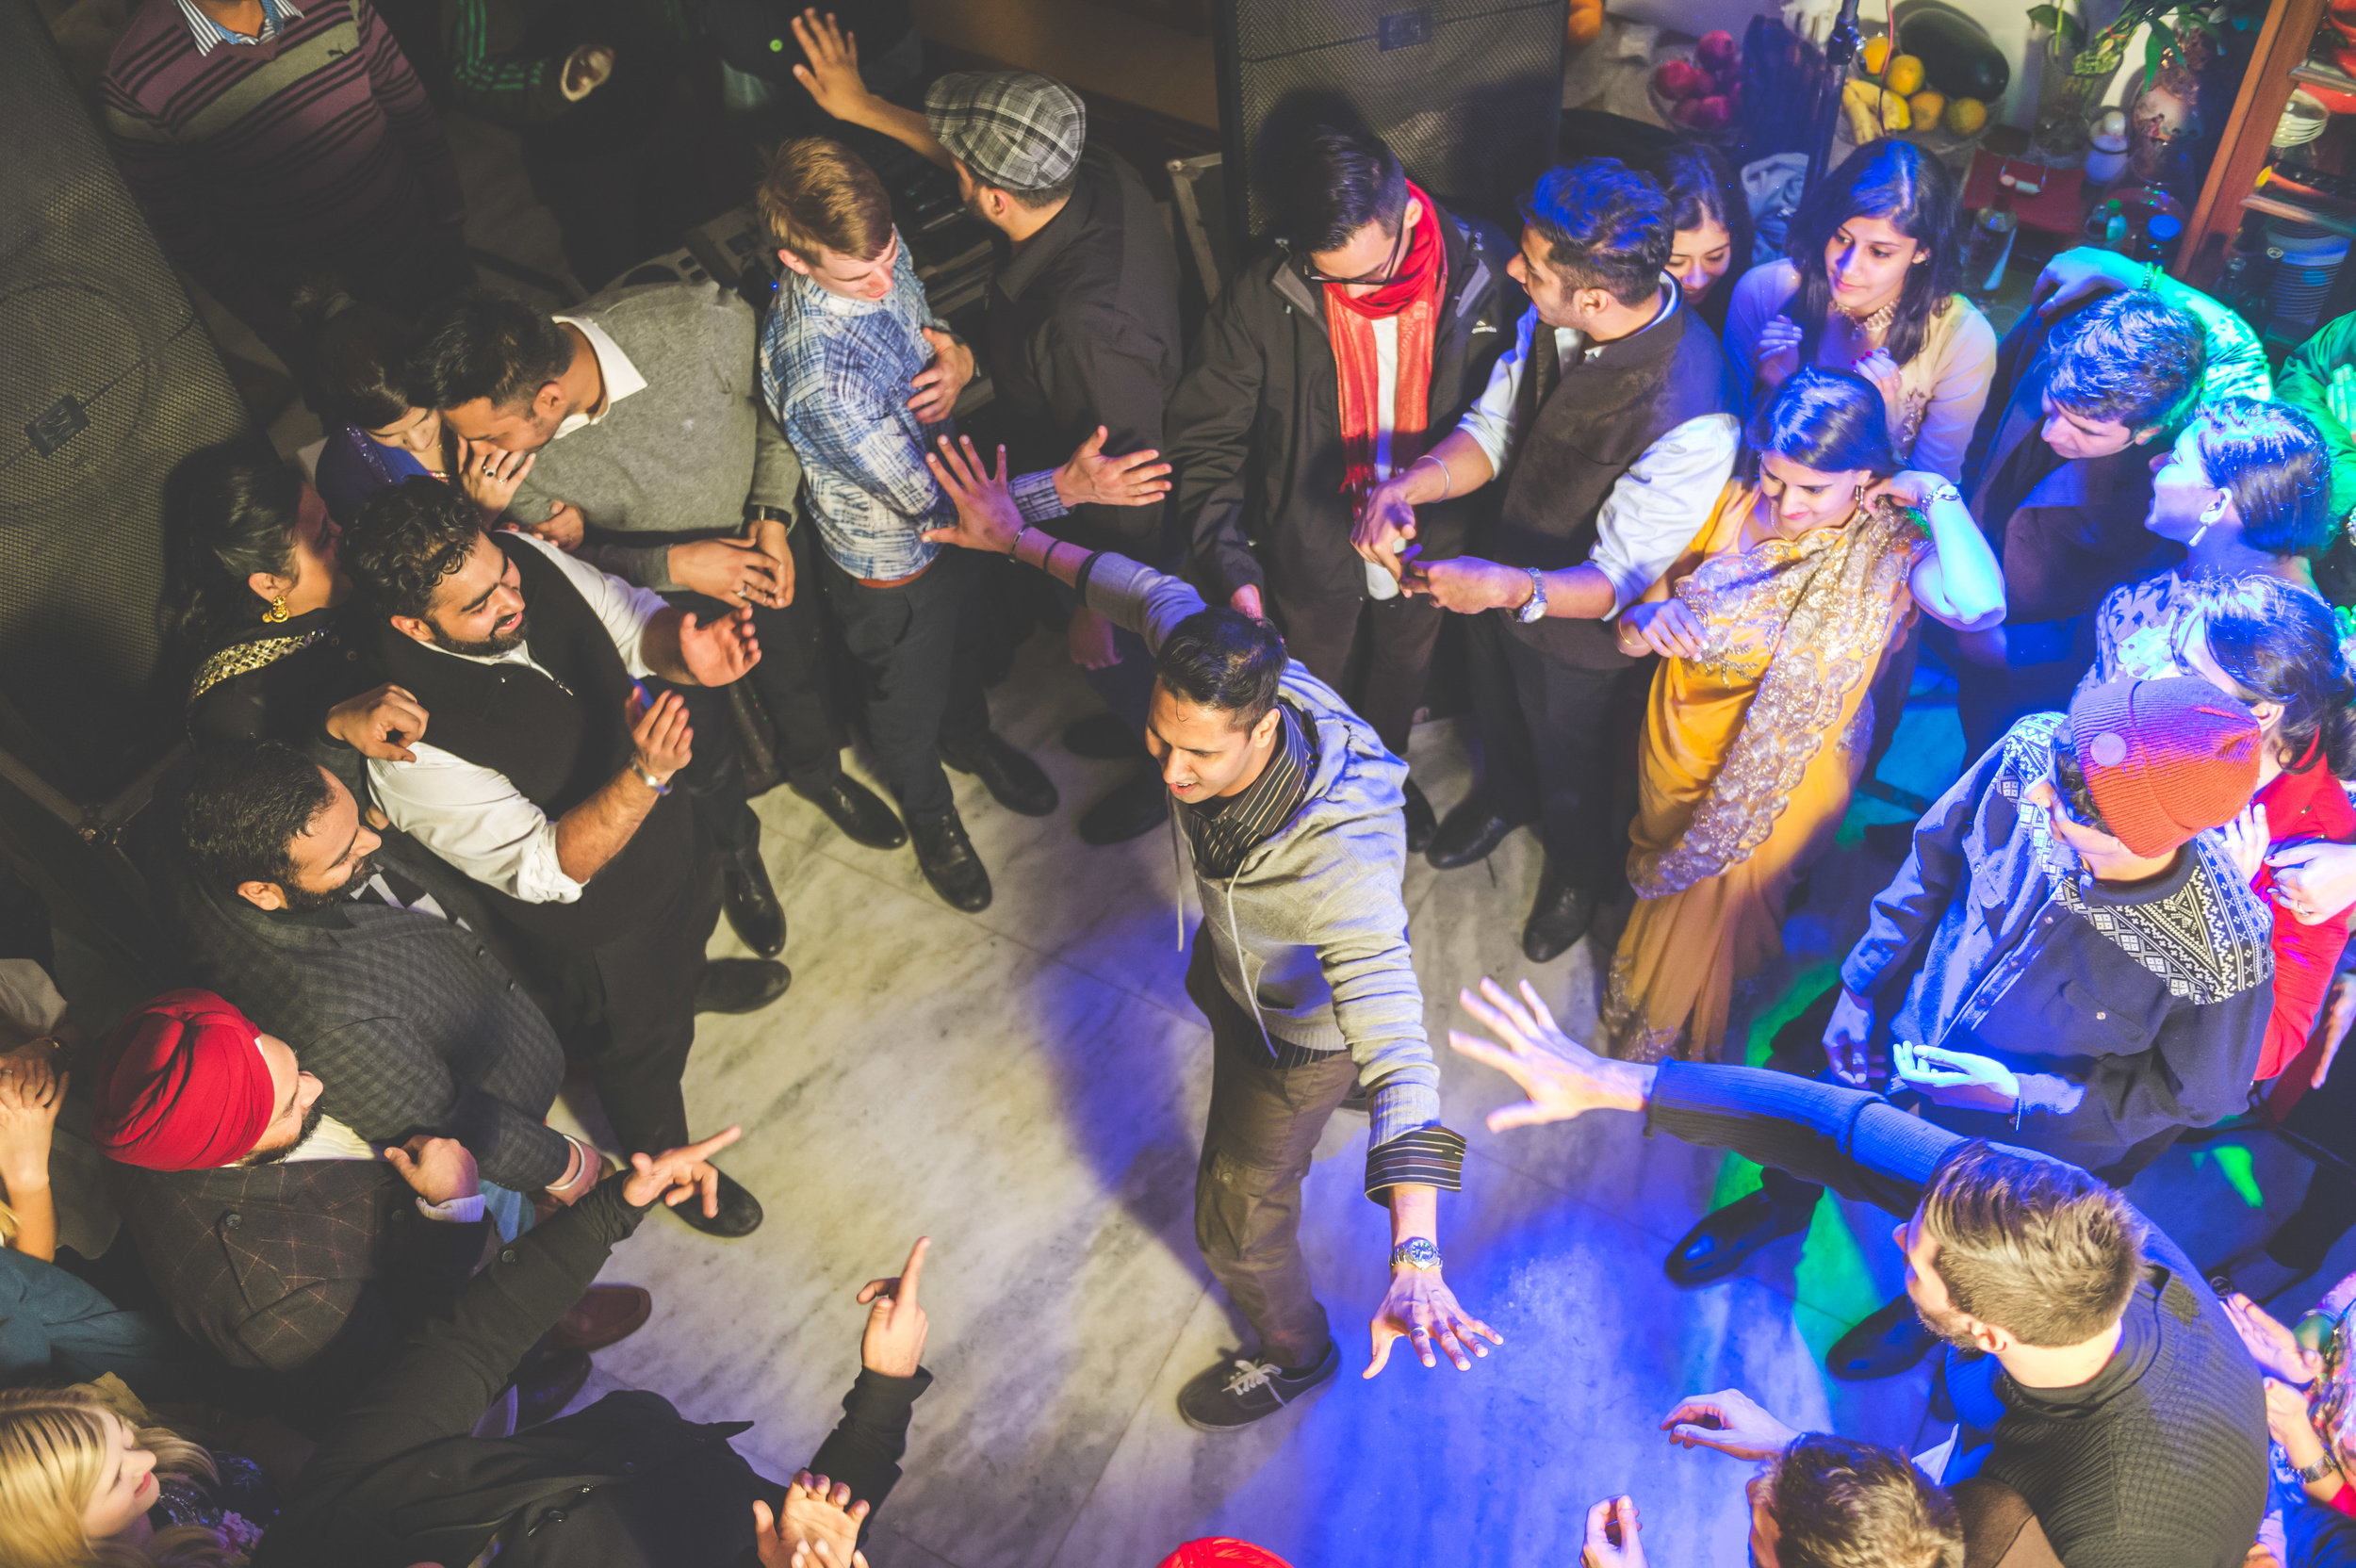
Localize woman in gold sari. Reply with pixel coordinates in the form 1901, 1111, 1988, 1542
1600, 368, 2005, 1061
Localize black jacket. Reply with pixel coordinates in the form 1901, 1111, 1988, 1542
1171, 204, 1520, 603
256, 1178, 931, 1568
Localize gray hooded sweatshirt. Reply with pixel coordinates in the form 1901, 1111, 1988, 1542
1082, 553, 1460, 1196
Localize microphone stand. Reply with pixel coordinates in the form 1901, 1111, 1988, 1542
1804, 0, 1866, 197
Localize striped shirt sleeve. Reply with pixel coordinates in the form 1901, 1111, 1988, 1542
1364, 1124, 1467, 1200
439, 0, 571, 123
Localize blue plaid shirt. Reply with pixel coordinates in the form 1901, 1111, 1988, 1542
174, 0, 303, 53
759, 231, 1062, 580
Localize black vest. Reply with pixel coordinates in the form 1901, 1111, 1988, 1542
376, 534, 692, 947
1490, 294, 1731, 667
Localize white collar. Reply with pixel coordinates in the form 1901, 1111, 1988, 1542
549, 314, 647, 439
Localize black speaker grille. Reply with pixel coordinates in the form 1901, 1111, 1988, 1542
1219, 0, 1569, 240
0, 0, 249, 803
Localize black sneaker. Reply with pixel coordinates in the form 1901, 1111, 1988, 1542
1177, 1339, 1339, 1431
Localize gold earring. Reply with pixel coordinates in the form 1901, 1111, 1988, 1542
265, 595, 289, 623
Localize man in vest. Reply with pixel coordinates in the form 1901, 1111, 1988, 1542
1169, 121, 1517, 853
344, 478, 781, 1236
1360, 159, 1739, 962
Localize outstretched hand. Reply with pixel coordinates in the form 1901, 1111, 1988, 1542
1448, 977, 1654, 1132
789, 8, 872, 122
1366, 1265, 1501, 1378
1052, 426, 1172, 510
751, 1472, 870, 1568
919, 435, 1023, 554
620, 1126, 744, 1215
857, 1235, 931, 1377
674, 604, 762, 686
2223, 1291, 2322, 1385
1661, 1387, 1800, 1462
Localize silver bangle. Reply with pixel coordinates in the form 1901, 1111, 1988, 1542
1010, 523, 1035, 560
1413, 451, 1452, 499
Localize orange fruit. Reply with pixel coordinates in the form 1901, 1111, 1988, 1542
1567, 0, 1604, 46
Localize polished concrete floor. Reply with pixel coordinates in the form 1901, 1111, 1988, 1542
191, 109, 2328, 1568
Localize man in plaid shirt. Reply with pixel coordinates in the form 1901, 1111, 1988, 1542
754, 137, 1170, 911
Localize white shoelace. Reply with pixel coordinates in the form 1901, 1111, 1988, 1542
1222, 1358, 1283, 1396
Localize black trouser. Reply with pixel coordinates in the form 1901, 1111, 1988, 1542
1187, 935, 1358, 1370
505, 853, 720, 1157
1271, 582, 1445, 760
2266, 1011, 2356, 1271
1466, 613, 1649, 894
823, 548, 990, 825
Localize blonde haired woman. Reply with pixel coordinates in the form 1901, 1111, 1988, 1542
0, 1385, 271, 1567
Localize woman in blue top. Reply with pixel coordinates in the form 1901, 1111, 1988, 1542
299, 290, 536, 527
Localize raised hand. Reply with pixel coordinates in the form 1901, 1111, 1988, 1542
325, 682, 430, 762
1448, 976, 1655, 1131
857, 1235, 930, 1377
0, 1054, 63, 1193
1052, 425, 1172, 510
1755, 314, 1805, 387
670, 537, 787, 611
1581, 1495, 1647, 1568
790, 8, 872, 121
1661, 1388, 1799, 1462
2032, 246, 2138, 321
919, 435, 1023, 555
908, 328, 973, 423
384, 1135, 480, 1206
621, 1126, 744, 1215
752, 1473, 870, 1568
627, 686, 694, 782
2223, 1291, 2322, 1385
457, 437, 536, 517
1366, 1263, 1501, 1377
675, 604, 762, 685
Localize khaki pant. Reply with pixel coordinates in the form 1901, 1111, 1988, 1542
1187, 935, 1358, 1370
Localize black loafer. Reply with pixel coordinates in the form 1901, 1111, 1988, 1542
694, 957, 792, 1014
1522, 868, 1597, 963
722, 852, 786, 958
1064, 712, 1143, 760
794, 775, 906, 850
1826, 1292, 1939, 1380
1427, 795, 1519, 870
511, 1347, 592, 1430
941, 731, 1058, 817
911, 809, 992, 911
1402, 778, 1438, 856
1663, 1189, 1814, 1287
1078, 770, 1168, 845
1177, 1338, 1340, 1432
668, 1168, 764, 1238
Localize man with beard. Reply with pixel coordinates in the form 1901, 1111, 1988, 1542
91, 991, 628, 1417
343, 478, 779, 1236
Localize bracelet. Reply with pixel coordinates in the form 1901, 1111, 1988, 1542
2139, 260, 2163, 293
2299, 1453, 2343, 1485
1073, 550, 1106, 598
630, 759, 671, 795
546, 1134, 589, 1194
1412, 451, 1452, 499
1010, 523, 1035, 560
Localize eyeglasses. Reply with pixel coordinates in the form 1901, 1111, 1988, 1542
1300, 220, 1408, 287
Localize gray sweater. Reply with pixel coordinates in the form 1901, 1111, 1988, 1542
508, 281, 803, 592
1083, 555, 1447, 1168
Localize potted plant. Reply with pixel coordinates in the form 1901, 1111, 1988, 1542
2024, 0, 2257, 165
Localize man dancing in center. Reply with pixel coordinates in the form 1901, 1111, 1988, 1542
920, 436, 1494, 1430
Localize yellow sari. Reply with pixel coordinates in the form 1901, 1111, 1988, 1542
1600, 482, 1928, 1062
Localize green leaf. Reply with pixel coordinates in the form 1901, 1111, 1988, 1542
2027, 4, 2060, 27
2145, 17, 2177, 81
2063, 12, 2087, 47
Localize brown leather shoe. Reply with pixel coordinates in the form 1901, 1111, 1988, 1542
549, 1284, 652, 1352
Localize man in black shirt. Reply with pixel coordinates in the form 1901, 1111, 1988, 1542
1451, 977, 2268, 1568
788, 18, 1186, 846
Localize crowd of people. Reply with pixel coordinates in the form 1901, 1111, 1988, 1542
11, 0, 2356, 1560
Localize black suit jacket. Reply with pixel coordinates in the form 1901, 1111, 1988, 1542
256, 1179, 931, 1568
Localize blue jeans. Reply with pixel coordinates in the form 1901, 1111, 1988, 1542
0, 1247, 194, 1399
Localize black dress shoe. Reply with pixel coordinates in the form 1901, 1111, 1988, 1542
510, 1347, 592, 1430
794, 775, 906, 850
1402, 778, 1438, 856
941, 731, 1058, 817
1427, 794, 1519, 870
1826, 1292, 1939, 1380
1663, 1189, 1814, 1286
1064, 712, 1143, 760
694, 957, 792, 1014
911, 809, 992, 911
1079, 770, 1168, 845
1177, 1338, 1340, 1431
1522, 868, 1597, 963
668, 1168, 764, 1237
722, 852, 786, 958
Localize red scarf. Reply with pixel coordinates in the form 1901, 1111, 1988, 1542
1326, 183, 1448, 505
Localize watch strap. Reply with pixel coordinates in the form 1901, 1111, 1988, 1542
2299, 1453, 2343, 1484
1390, 1237, 1443, 1271
1515, 566, 1547, 623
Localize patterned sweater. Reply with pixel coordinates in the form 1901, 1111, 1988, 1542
99, 0, 464, 341
1843, 710, 2274, 1172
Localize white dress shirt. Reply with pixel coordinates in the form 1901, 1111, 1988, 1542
549, 314, 647, 440
1454, 288, 1741, 618
367, 532, 668, 905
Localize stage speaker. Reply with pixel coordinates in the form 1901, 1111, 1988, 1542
0, 0, 249, 809
1214, 0, 1569, 244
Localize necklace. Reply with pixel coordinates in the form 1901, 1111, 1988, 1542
1837, 298, 1896, 336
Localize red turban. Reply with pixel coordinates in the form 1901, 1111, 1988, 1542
1158, 1544, 1295, 1568
91, 989, 275, 1170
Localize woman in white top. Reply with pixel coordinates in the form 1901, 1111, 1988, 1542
1724, 140, 1996, 481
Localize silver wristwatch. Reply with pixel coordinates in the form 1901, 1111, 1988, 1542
1514, 566, 1548, 623
1390, 1237, 1443, 1272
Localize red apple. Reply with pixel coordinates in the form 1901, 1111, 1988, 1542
1697, 29, 1738, 67
1691, 94, 1732, 129
1654, 58, 1708, 100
